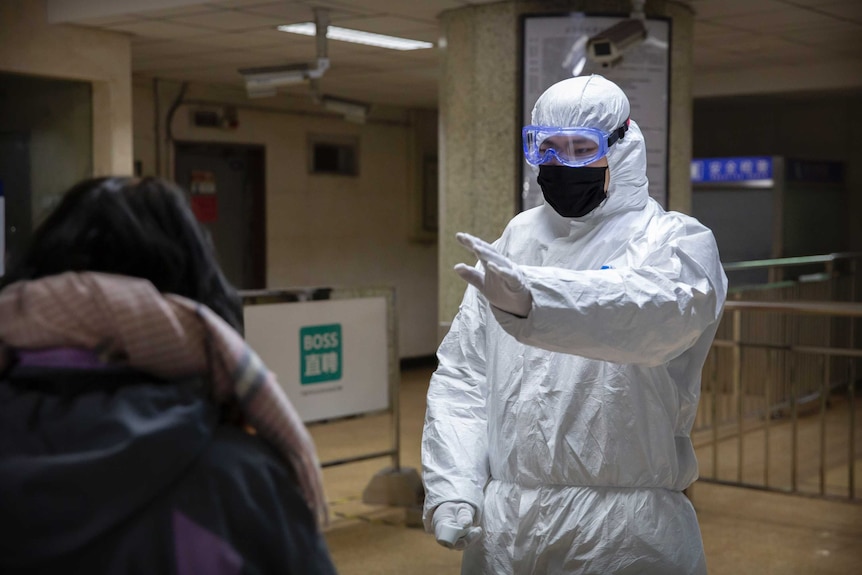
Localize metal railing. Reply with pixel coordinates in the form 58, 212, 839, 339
695, 253, 862, 502
240, 286, 403, 470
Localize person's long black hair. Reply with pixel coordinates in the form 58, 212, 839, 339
1, 176, 243, 332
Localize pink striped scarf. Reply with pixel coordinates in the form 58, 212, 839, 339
0, 272, 328, 527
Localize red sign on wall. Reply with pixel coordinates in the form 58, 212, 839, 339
189, 170, 218, 222
191, 194, 218, 222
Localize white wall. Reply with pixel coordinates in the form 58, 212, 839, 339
133, 79, 439, 358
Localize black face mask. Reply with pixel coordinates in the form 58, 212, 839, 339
537, 165, 608, 218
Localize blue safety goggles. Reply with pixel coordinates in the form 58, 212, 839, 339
522, 120, 630, 167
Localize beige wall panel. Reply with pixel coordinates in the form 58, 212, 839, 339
133, 80, 439, 358
0, 0, 133, 176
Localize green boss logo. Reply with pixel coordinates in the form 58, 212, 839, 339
299, 324, 342, 384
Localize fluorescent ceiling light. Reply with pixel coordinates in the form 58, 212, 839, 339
278, 23, 433, 51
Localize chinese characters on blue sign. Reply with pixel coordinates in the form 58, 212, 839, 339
691, 156, 773, 183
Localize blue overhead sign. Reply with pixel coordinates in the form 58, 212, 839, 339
691, 156, 773, 183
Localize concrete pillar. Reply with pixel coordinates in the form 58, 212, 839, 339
437, 0, 695, 331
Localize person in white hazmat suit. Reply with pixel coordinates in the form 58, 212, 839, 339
421, 74, 728, 575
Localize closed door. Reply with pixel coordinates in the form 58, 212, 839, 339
174, 142, 266, 289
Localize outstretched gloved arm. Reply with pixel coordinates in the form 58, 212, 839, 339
454, 232, 532, 318
431, 501, 483, 550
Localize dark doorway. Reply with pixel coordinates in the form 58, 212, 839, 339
1, 72, 92, 278
0, 132, 32, 275
174, 142, 266, 289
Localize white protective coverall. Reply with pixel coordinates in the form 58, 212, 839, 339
422, 75, 728, 574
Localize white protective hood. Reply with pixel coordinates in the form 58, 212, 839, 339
422, 75, 728, 574
532, 74, 649, 223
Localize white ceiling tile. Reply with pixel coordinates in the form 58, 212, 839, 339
710, 35, 796, 53
75, 15, 140, 26
781, 25, 862, 50
323, 45, 439, 71
156, 69, 237, 84
133, 40, 221, 57
205, 49, 275, 65
133, 55, 220, 71
776, 0, 859, 5
170, 9, 283, 30
815, 1, 862, 20
240, 2, 370, 24
331, 40, 436, 57
207, 0, 294, 7
756, 49, 840, 67
111, 0, 862, 107
109, 19, 213, 39
182, 31, 290, 49
309, 0, 461, 22
324, 63, 390, 79
694, 22, 763, 46
692, 46, 730, 66
693, 21, 734, 40
334, 15, 439, 35
190, 64, 256, 78
138, 5, 218, 18
144, 51, 245, 66
708, 7, 838, 33
235, 2, 313, 23
285, 0, 378, 18
241, 43, 319, 63
834, 48, 862, 59
691, 0, 789, 19
695, 29, 763, 49
380, 47, 441, 65
378, 0, 463, 21
729, 40, 833, 62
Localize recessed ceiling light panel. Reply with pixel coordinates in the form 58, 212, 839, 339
278, 23, 433, 51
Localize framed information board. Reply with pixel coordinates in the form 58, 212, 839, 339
521, 13, 671, 211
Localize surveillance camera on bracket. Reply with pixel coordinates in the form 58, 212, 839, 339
586, 18, 647, 67
239, 58, 330, 98
321, 95, 370, 123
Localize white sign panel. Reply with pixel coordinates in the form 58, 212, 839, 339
244, 297, 389, 423
522, 14, 670, 210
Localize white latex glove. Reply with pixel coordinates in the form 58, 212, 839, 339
432, 502, 483, 550
454, 232, 532, 317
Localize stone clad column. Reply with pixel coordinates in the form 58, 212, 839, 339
437, 0, 695, 333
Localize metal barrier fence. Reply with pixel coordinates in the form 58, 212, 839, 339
695, 253, 862, 501
240, 286, 402, 469
240, 287, 424, 510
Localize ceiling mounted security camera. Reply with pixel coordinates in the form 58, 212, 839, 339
586, 18, 647, 67
239, 60, 330, 98
238, 7, 330, 98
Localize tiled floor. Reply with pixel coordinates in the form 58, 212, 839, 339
314, 364, 862, 575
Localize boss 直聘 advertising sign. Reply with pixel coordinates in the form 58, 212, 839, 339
244, 297, 389, 423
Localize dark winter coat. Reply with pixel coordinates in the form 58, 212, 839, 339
0, 362, 338, 575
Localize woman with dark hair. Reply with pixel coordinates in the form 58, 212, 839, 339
0, 176, 243, 331
0, 177, 338, 575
